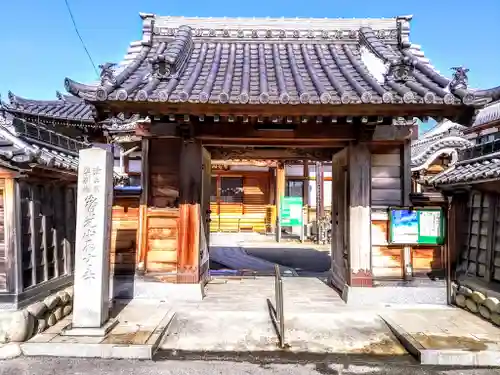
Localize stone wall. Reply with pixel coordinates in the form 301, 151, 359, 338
0, 287, 73, 343
452, 282, 500, 326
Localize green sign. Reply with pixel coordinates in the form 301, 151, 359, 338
280, 196, 303, 227
388, 207, 445, 245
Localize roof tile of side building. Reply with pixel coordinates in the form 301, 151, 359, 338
427, 152, 500, 187
64, 14, 500, 112
0, 108, 91, 172
1, 91, 95, 127
411, 119, 474, 172
470, 100, 500, 127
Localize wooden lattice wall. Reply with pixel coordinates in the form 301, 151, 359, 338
457, 191, 500, 284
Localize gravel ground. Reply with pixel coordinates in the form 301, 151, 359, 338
0, 357, 498, 375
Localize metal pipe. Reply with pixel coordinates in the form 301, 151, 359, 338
119, 145, 140, 174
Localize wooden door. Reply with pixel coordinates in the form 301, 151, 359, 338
199, 147, 211, 282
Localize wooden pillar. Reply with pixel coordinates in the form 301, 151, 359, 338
178, 140, 202, 283
268, 167, 276, 233
330, 150, 348, 290
401, 140, 411, 206
315, 161, 325, 243
348, 143, 373, 287
275, 162, 285, 241
401, 141, 412, 279
303, 161, 309, 223
136, 138, 149, 273
3, 178, 19, 294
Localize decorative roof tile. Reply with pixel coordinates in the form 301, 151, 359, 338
64, 14, 500, 113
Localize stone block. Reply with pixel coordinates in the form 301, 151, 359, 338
44, 295, 61, 310
7, 310, 35, 342
458, 286, 473, 297
54, 306, 64, 321
26, 302, 47, 318
57, 291, 71, 305
455, 294, 467, 307
63, 305, 73, 317
0, 343, 21, 359
485, 297, 500, 313
465, 298, 479, 313
471, 291, 486, 304
479, 305, 491, 320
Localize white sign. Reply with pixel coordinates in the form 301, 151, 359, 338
419, 211, 441, 237
72, 148, 113, 329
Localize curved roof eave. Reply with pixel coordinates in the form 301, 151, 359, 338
62, 13, 498, 122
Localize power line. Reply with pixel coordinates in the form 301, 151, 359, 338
63, 0, 99, 77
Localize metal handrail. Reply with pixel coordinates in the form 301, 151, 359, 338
266, 264, 287, 348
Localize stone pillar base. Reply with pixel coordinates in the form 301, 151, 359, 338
61, 318, 119, 337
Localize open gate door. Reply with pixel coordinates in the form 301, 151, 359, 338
199, 146, 211, 284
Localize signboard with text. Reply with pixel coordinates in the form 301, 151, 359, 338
388, 207, 445, 245
280, 196, 303, 227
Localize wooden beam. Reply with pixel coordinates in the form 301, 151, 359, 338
136, 139, 149, 272
303, 161, 310, 222
177, 141, 202, 283
372, 125, 414, 142
209, 147, 339, 161
63, 186, 74, 275
401, 141, 411, 206
3, 178, 17, 293
195, 122, 357, 140
275, 163, 286, 241
331, 148, 348, 290
28, 185, 37, 287
348, 143, 373, 287
97, 101, 473, 120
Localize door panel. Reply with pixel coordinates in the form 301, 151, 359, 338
199, 147, 211, 282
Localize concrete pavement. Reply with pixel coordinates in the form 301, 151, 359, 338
1, 357, 500, 375
380, 308, 500, 366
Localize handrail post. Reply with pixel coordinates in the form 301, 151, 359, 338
278, 276, 284, 347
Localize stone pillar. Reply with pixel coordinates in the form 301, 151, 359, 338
348, 143, 373, 287
64, 147, 117, 336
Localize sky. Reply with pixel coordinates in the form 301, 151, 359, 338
1, 0, 499, 133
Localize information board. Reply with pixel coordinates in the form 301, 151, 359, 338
388, 207, 445, 245
280, 196, 303, 227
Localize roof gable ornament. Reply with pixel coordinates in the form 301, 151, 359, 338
385, 56, 417, 83
450, 66, 469, 91
149, 25, 193, 81
99, 63, 117, 86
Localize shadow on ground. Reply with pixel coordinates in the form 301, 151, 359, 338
244, 247, 331, 274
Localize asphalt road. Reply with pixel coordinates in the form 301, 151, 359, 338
0, 357, 498, 375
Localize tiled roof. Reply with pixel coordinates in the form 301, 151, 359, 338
64, 14, 500, 111
427, 136, 500, 186
471, 100, 500, 128
1, 91, 95, 127
411, 120, 473, 171
0, 110, 91, 172
427, 152, 500, 186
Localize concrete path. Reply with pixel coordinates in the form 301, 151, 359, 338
19, 300, 175, 359
159, 277, 407, 357
380, 308, 500, 366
